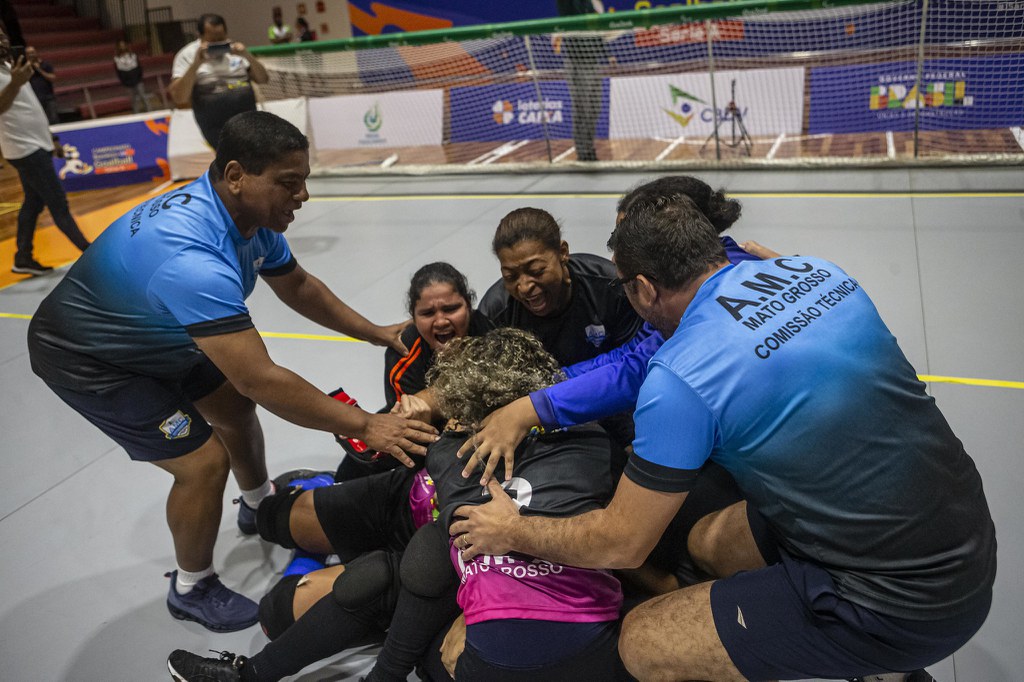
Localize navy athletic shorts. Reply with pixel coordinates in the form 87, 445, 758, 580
711, 508, 992, 680
46, 357, 226, 462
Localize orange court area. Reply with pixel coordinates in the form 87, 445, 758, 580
0, 181, 188, 290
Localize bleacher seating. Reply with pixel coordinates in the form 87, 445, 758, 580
13, 0, 175, 120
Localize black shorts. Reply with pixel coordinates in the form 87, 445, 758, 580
313, 466, 419, 563
711, 538, 992, 680
45, 358, 226, 462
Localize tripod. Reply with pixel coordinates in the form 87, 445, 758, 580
702, 79, 752, 157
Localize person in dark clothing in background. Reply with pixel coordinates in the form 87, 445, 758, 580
25, 46, 57, 124
555, 0, 606, 161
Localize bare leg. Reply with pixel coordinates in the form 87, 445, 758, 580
289, 490, 335, 554
688, 501, 766, 578
291, 564, 345, 619
194, 380, 267, 491
152, 435, 230, 571
619, 581, 746, 682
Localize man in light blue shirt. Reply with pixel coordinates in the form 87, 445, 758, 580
28, 111, 437, 632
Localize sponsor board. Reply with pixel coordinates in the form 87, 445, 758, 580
309, 90, 444, 149
167, 98, 309, 180
633, 20, 744, 48
608, 69, 804, 139
50, 112, 171, 191
449, 81, 609, 143
808, 55, 1024, 134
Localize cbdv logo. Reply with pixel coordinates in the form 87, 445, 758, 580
870, 81, 973, 110
662, 85, 705, 129
662, 84, 748, 130
491, 98, 565, 125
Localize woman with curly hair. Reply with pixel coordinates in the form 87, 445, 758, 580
169, 328, 629, 681
365, 328, 630, 682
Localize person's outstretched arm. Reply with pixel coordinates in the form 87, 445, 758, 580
263, 262, 410, 355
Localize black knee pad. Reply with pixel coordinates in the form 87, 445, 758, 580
258, 573, 302, 640
255, 487, 305, 549
332, 549, 402, 623
400, 523, 458, 598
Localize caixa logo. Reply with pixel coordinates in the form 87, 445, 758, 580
492, 99, 564, 125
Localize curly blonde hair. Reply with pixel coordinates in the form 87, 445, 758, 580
426, 328, 564, 428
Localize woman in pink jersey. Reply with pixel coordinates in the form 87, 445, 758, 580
365, 329, 632, 682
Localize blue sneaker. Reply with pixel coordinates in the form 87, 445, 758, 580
166, 571, 259, 632
234, 497, 258, 535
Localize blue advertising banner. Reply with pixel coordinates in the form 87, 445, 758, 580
808, 55, 1024, 134
449, 81, 609, 143
52, 114, 171, 192
348, 0, 744, 35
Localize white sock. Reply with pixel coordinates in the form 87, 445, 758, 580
240, 479, 274, 509
176, 566, 215, 595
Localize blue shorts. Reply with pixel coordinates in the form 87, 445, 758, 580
711, 510, 992, 680
46, 358, 226, 462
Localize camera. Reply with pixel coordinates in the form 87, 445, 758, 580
205, 41, 232, 58
10, 45, 26, 62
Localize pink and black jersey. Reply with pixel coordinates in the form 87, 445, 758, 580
426, 426, 623, 625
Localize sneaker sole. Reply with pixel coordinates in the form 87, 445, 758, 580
11, 266, 52, 276
167, 659, 187, 682
167, 601, 257, 633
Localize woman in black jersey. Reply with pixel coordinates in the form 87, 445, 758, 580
477, 207, 644, 367
166, 330, 628, 682
334, 261, 491, 479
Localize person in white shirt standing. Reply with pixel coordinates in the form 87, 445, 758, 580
169, 13, 269, 148
0, 28, 90, 276
114, 39, 151, 113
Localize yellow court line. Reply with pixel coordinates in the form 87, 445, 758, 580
309, 191, 1024, 202
259, 330, 363, 343
2, 311, 1019, 389
919, 375, 1024, 390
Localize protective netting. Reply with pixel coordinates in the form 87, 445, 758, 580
249, 0, 1024, 171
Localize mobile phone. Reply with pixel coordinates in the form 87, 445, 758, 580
10, 45, 25, 61
205, 41, 232, 58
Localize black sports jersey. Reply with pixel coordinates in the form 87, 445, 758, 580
382, 311, 493, 409
427, 424, 613, 529
478, 253, 643, 367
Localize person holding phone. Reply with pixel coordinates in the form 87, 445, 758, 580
170, 13, 269, 148
0, 28, 91, 276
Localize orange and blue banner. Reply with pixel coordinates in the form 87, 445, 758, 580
51, 114, 171, 192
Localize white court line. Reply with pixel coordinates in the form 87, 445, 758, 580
1012, 127, 1024, 152
655, 136, 686, 161
479, 140, 530, 165
468, 142, 516, 165
766, 133, 786, 160
886, 131, 896, 159
553, 146, 576, 163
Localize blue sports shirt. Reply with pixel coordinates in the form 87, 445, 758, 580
28, 172, 296, 391
626, 256, 995, 619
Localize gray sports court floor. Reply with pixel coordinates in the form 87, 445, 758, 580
1, 167, 1021, 681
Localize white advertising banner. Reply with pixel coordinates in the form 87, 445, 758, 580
309, 90, 444, 149
609, 68, 804, 139
167, 98, 310, 180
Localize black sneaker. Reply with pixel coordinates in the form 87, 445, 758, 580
167, 649, 246, 681
12, 257, 53, 276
